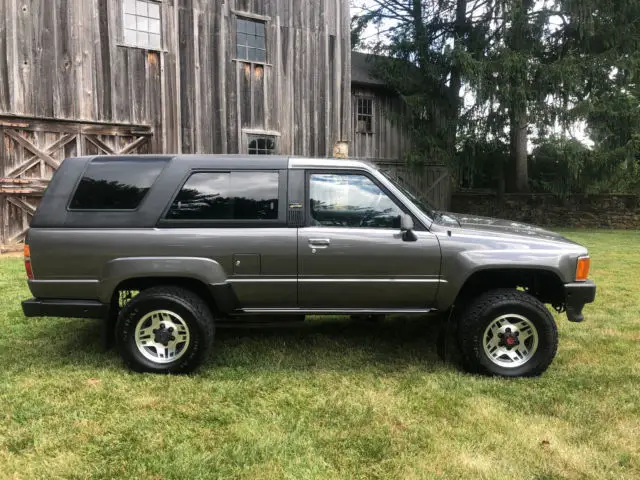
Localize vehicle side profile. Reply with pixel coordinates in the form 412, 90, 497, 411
22, 155, 596, 376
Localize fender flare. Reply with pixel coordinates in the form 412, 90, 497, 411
98, 257, 229, 304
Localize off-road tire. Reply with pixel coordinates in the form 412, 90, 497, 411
458, 289, 558, 377
115, 286, 215, 374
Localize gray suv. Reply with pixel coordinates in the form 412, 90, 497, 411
22, 155, 596, 376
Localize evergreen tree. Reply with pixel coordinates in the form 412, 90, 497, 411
352, 0, 640, 193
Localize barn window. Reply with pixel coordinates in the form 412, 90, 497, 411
123, 0, 162, 50
356, 97, 374, 134
248, 135, 277, 155
236, 18, 266, 63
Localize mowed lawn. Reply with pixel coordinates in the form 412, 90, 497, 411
0, 232, 638, 479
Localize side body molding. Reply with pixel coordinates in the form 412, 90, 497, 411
99, 257, 229, 304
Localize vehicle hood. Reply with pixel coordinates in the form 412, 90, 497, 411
435, 212, 574, 243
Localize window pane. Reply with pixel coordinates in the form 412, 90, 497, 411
70, 159, 167, 210
232, 172, 279, 220
166, 171, 279, 220
245, 20, 256, 34
149, 33, 161, 49
309, 174, 402, 229
255, 35, 265, 50
256, 22, 265, 37
148, 2, 160, 19
237, 19, 246, 33
236, 45, 247, 59
237, 32, 247, 47
247, 47, 257, 61
124, 29, 137, 45
136, 0, 148, 16
137, 16, 149, 32
136, 31, 149, 47
124, 13, 136, 30
255, 49, 266, 62
123, 0, 136, 14
248, 135, 276, 154
149, 18, 160, 34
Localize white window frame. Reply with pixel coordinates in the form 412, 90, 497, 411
355, 96, 375, 134
247, 134, 278, 155
122, 0, 162, 51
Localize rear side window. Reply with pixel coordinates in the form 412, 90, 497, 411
69, 158, 167, 210
166, 171, 279, 220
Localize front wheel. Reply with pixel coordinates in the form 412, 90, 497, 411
458, 289, 558, 377
115, 286, 215, 373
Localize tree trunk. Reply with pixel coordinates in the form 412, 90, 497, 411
506, 0, 532, 193
446, 0, 467, 154
509, 108, 529, 192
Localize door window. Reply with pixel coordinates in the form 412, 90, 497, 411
309, 173, 403, 229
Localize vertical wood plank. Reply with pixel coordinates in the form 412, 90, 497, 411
15, 0, 32, 115
97, 0, 112, 120
178, 0, 195, 153
0, 0, 10, 112
218, 1, 228, 152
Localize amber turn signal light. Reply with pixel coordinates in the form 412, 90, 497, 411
576, 256, 590, 281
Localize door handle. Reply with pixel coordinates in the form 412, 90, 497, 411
308, 238, 331, 248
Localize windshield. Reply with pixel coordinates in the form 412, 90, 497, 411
379, 169, 438, 219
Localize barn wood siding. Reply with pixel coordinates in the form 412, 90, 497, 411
0, 0, 167, 144
351, 85, 411, 162
177, 0, 351, 156
0, 0, 351, 156
350, 86, 451, 210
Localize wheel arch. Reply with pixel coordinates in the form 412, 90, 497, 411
99, 257, 235, 313
448, 267, 565, 311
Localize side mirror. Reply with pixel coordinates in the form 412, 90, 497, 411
400, 214, 417, 242
400, 214, 414, 232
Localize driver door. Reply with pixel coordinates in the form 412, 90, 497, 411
297, 170, 441, 310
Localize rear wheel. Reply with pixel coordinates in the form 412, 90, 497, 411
115, 286, 215, 373
458, 289, 558, 377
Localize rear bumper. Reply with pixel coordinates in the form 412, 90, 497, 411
22, 298, 109, 319
564, 280, 596, 322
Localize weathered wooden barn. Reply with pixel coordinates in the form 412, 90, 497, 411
350, 52, 450, 214
0, 0, 449, 247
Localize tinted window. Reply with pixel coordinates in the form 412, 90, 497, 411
310, 173, 403, 228
69, 158, 167, 210
167, 171, 279, 221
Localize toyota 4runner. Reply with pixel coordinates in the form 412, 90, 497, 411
21, 155, 596, 376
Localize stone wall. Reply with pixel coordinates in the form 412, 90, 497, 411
451, 193, 640, 229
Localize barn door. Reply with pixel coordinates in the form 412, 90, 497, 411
0, 117, 153, 247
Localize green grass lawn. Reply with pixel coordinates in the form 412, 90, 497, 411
0, 231, 638, 479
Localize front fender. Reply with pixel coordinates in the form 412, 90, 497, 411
98, 257, 228, 303
434, 232, 586, 310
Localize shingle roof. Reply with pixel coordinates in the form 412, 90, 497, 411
351, 51, 387, 87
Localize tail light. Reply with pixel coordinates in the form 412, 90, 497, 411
575, 256, 590, 281
24, 244, 34, 280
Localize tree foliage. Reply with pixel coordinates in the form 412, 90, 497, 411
352, 0, 640, 193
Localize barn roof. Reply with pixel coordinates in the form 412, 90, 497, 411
351, 52, 387, 87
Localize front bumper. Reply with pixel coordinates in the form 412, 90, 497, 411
22, 298, 109, 319
564, 280, 596, 322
